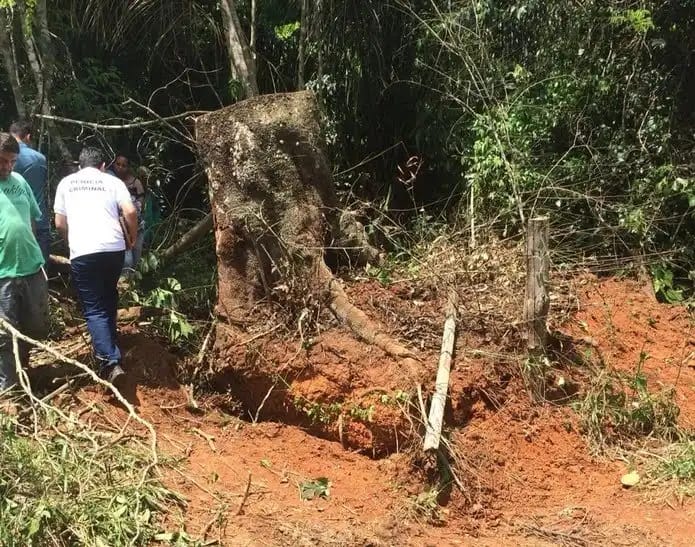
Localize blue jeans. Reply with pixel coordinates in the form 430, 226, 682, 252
71, 251, 124, 369
0, 269, 49, 390
122, 229, 145, 278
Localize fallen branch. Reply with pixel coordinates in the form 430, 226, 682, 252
49, 254, 70, 266
35, 111, 207, 131
0, 317, 159, 464
192, 427, 216, 452
160, 213, 213, 263
236, 472, 252, 515
117, 306, 167, 322
423, 291, 457, 452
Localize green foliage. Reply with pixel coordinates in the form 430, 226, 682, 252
651, 263, 685, 303
0, 415, 179, 546
274, 21, 300, 40
53, 58, 129, 122
298, 477, 331, 501
405, 0, 695, 281
575, 356, 680, 449
609, 8, 655, 34
292, 396, 378, 425
293, 397, 342, 425
126, 254, 195, 345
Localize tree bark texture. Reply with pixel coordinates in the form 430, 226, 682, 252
220, 0, 259, 99
297, 0, 309, 88
196, 91, 410, 361
0, 8, 26, 118
15, 0, 72, 163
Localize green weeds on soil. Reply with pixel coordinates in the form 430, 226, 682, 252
0, 413, 182, 546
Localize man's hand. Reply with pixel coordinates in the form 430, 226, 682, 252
55, 213, 68, 242
119, 200, 138, 250
119, 217, 136, 249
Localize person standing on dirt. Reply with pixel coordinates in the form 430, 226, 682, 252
112, 154, 145, 277
0, 133, 49, 393
54, 147, 138, 386
10, 120, 50, 262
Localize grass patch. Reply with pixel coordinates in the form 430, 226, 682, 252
0, 413, 181, 546
575, 361, 680, 450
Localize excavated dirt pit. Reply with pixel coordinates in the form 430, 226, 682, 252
27, 272, 695, 545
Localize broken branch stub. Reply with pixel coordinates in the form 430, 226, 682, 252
195, 91, 415, 365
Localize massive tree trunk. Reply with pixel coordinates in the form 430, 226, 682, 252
196, 91, 410, 361
0, 8, 26, 118
220, 0, 258, 99
196, 92, 418, 454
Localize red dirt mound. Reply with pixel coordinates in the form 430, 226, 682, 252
565, 276, 695, 426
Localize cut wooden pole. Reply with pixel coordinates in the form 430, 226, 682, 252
524, 216, 550, 355
423, 291, 457, 452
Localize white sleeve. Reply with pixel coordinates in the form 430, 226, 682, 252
114, 178, 132, 206
54, 181, 66, 215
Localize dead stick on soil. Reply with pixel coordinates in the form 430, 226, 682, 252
423, 291, 457, 452
236, 472, 252, 516
252, 382, 276, 423
197, 320, 216, 365
39, 374, 88, 404
192, 427, 217, 452
0, 317, 159, 465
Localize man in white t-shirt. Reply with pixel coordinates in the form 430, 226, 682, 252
54, 147, 138, 385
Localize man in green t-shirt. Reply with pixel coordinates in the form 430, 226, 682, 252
0, 133, 49, 393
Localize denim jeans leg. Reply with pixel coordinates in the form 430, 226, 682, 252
104, 256, 121, 346
0, 278, 21, 390
71, 252, 124, 367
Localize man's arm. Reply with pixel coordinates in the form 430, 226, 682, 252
55, 213, 68, 242
119, 199, 138, 249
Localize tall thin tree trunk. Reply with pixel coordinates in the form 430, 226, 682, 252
250, 0, 257, 56
0, 9, 26, 118
35, 0, 55, 108
297, 0, 309, 89
220, 0, 259, 99
16, 0, 72, 162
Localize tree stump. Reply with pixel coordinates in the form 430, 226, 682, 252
196, 90, 417, 367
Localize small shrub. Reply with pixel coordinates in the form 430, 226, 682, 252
575, 361, 680, 449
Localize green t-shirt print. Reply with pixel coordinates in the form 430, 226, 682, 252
0, 172, 45, 278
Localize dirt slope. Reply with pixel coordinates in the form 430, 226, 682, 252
38, 275, 695, 546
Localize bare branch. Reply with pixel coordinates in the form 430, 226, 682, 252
34, 111, 207, 131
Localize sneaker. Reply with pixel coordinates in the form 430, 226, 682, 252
100, 364, 126, 387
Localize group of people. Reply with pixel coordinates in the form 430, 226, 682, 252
0, 120, 151, 397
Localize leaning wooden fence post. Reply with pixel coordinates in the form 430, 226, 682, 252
524, 216, 550, 356
423, 291, 457, 452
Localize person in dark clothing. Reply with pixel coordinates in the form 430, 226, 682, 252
54, 147, 138, 385
10, 120, 50, 261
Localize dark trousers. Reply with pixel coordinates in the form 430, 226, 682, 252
71, 251, 124, 368
0, 269, 49, 390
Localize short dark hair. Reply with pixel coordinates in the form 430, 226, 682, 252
79, 147, 104, 168
9, 119, 32, 139
0, 133, 19, 154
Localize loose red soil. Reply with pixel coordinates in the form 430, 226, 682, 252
39, 274, 695, 545
566, 276, 695, 426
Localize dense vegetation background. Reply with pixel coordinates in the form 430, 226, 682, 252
1, 0, 694, 299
